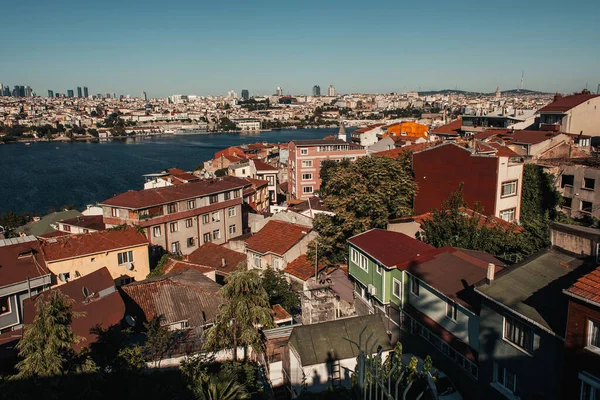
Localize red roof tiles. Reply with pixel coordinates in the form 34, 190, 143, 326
0, 238, 50, 285
430, 119, 462, 136
538, 94, 600, 113
284, 254, 316, 281
183, 242, 246, 275
252, 159, 278, 172
100, 176, 250, 209
41, 226, 148, 262
245, 221, 311, 255
565, 266, 600, 305
59, 215, 106, 231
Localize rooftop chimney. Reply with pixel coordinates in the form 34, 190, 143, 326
222, 258, 227, 267
553, 93, 563, 102
486, 263, 495, 285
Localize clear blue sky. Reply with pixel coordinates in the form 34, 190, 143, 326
2, 0, 599, 97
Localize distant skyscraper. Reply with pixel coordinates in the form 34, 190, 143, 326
67, 89, 74, 98
241, 89, 249, 100
2, 86, 10, 96
227, 90, 237, 99
0, 83, 4, 96
83, 86, 89, 98
328, 85, 336, 97
141, 91, 147, 101
312, 85, 321, 96
495, 87, 501, 99
25, 86, 32, 97
276, 86, 283, 96
48, 90, 54, 98
20, 86, 25, 97
77, 87, 82, 98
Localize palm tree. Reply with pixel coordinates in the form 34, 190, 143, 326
193, 375, 250, 400
203, 269, 274, 361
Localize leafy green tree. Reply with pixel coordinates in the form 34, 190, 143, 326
0, 212, 29, 238
203, 270, 275, 361
147, 253, 178, 278
261, 268, 300, 314
521, 164, 560, 221
310, 155, 416, 263
15, 291, 87, 378
192, 375, 250, 400
144, 316, 177, 367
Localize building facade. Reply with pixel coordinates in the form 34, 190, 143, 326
288, 139, 367, 199
100, 176, 250, 255
538, 93, 600, 136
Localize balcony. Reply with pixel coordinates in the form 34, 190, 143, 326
540, 123, 560, 132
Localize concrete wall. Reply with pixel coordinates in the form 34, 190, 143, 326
46, 244, 150, 286
247, 231, 316, 271
558, 165, 600, 219
565, 97, 600, 135
551, 229, 595, 257
386, 221, 422, 239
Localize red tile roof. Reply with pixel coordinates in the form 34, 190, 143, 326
348, 229, 434, 268
22, 267, 125, 352
183, 242, 246, 274
272, 304, 292, 323
430, 119, 462, 136
41, 226, 148, 262
244, 177, 269, 189
100, 176, 250, 209
163, 259, 215, 275
245, 221, 311, 255
252, 159, 278, 172
565, 266, 600, 305
372, 143, 434, 158
135, 198, 242, 228
284, 254, 316, 281
59, 215, 105, 231
0, 237, 50, 286
166, 168, 199, 182
538, 94, 600, 113
477, 129, 561, 145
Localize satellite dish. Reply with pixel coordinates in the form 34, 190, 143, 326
58, 273, 67, 282
82, 287, 89, 298
125, 262, 134, 271
125, 315, 136, 327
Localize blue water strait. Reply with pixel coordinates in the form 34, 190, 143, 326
0, 128, 338, 215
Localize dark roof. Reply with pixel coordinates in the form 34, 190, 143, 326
0, 236, 50, 287
430, 119, 462, 136
252, 159, 278, 172
289, 314, 392, 366
59, 215, 105, 231
347, 229, 434, 269
18, 210, 82, 236
22, 267, 125, 352
287, 197, 332, 214
100, 176, 250, 209
291, 139, 358, 147
245, 221, 310, 255
565, 266, 600, 307
162, 259, 215, 276
165, 168, 199, 182
121, 269, 222, 328
476, 249, 592, 335
41, 226, 148, 262
482, 129, 561, 145
538, 94, 600, 113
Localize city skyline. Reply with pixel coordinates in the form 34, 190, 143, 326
1, 0, 599, 97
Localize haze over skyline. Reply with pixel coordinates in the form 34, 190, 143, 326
2, 0, 599, 98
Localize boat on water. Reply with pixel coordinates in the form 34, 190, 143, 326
24, 142, 31, 146
163, 129, 176, 134
173, 129, 209, 135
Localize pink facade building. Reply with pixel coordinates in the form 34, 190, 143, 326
288, 139, 367, 199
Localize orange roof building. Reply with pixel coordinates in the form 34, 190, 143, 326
383, 122, 429, 139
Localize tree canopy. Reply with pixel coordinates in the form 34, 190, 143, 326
261, 268, 301, 314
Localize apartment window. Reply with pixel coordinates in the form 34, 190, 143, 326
203, 233, 211, 243
351, 248, 359, 263
376, 264, 382, 274
111, 207, 119, 217
63, 225, 71, 232
562, 174, 575, 187
300, 148, 308, 155
202, 214, 210, 224
228, 207, 236, 217
234, 190, 240, 198
171, 242, 180, 253
360, 255, 368, 272
494, 362, 518, 395
445, 300, 458, 321
504, 315, 534, 353
229, 224, 236, 235
0, 297, 10, 315
169, 222, 178, 233
392, 278, 401, 299
209, 195, 218, 204
580, 373, 600, 400
501, 181, 518, 197
186, 237, 195, 248
563, 196, 573, 209
117, 250, 134, 265
410, 276, 420, 297
253, 253, 262, 268
212, 229, 220, 240
167, 203, 177, 214
224, 191, 231, 200
303, 186, 313, 194
185, 218, 193, 228
584, 178, 596, 190
302, 173, 313, 181
273, 258, 280, 269
212, 212, 220, 222
187, 199, 196, 209
302, 160, 312, 167
153, 226, 161, 237
500, 208, 516, 222
588, 319, 600, 350
582, 201, 594, 214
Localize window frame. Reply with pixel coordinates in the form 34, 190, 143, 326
300, 148, 308, 155
202, 214, 210, 224
302, 186, 314, 194
111, 207, 119, 217
153, 226, 161, 237
499, 208, 516, 222
392, 278, 402, 299
360, 255, 368, 272
503, 315, 534, 354
212, 212, 220, 222
186, 237, 195, 248
351, 248, 359, 263
212, 229, 220, 240
501, 180, 518, 198
228, 207, 236, 217
587, 319, 600, 352
117, 250, 134, 265
209, 194, 218, 204
187, 199, 196, 210
169, 222, 178, 233
410, 275, 420, 297
185, 218, 193, 228
0, 296, 11, 316
301, 160, 313, 167
581, 201, 594, 214
203, 232, 211, 243
493, 362, 518, 395
229, 224, 236, 235
583, 178, 596, 191
167, 203, 177, 214
445, 300, 458, 322
302, 173, 313, 181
